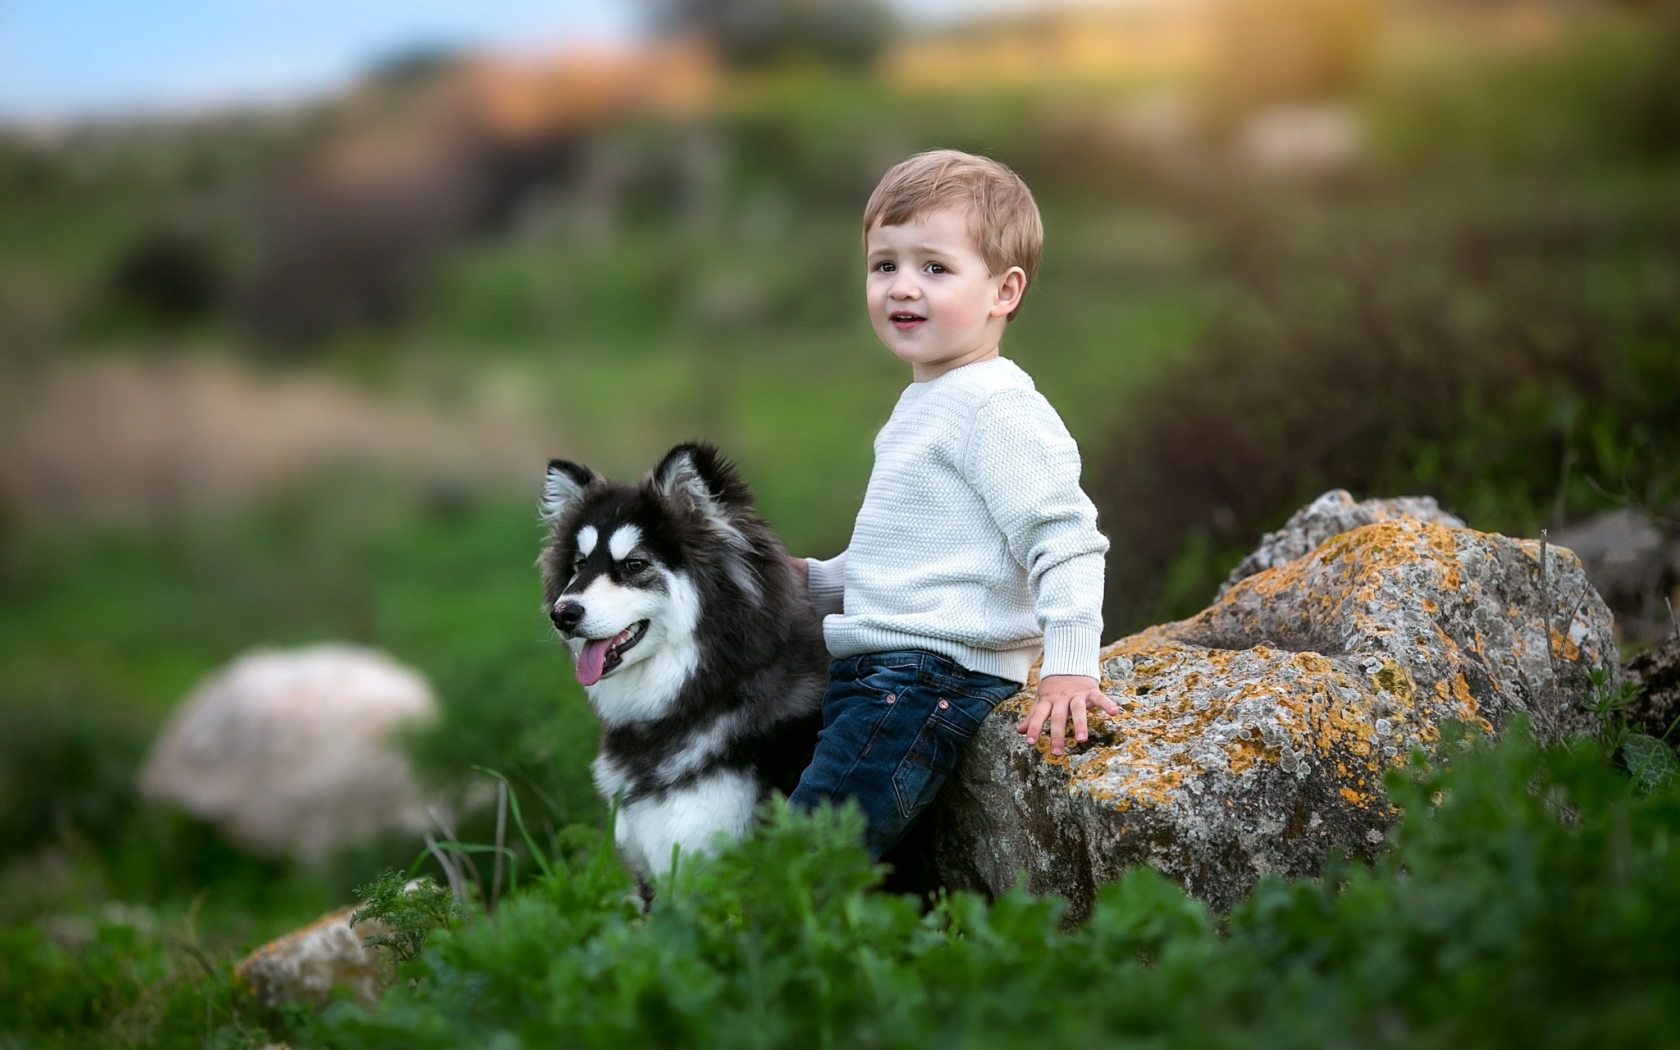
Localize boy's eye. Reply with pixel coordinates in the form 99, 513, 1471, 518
874, 261, 895, 273
925, 262, 946, 274
621, 558, 648, 574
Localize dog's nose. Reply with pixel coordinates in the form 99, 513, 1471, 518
551, 601, 584, 634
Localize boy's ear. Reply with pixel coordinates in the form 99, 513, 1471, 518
650, 442, 754, 518
992, 266, 1027, 320
541, 459, 598, 526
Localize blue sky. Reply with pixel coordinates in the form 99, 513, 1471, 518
0, 1, 634, 122
0, 0, 1054, 123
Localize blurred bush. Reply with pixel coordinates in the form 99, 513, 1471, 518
0, 704, 146, 868
648, 0, 894, 69
1203, 0, 1381, 133
1369, 4, 1680, 170
82, 225, 227, 336
1092, 6, 1680, 632
1094, 191, 1680, 630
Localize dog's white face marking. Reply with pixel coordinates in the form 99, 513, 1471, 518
568, 569, 701, 727
576, 525, 598, 558
608, 524, 641, 562
613, 769, 759, 878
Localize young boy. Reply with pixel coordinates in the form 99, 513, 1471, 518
789, 149, 1116, 859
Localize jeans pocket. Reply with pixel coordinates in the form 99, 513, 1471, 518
890, 692, 994, 822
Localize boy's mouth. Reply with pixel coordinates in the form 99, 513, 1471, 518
890, 311, 925, 330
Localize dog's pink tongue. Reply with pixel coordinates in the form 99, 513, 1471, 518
575, 638, 611, 687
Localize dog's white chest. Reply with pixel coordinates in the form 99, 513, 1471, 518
611, 769, 759, 878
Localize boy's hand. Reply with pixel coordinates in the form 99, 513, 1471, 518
1017, 675, 1117, 756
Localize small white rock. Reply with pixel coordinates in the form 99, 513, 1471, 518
139, 644, 438, 867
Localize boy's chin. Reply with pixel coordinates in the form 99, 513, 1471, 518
879, 334, 945, 359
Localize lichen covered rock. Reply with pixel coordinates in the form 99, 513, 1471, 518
235, 906, 393, 1010
1220, 489, 1464, 596
927, 516, 1617, 918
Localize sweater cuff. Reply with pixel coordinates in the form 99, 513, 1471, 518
805, 553, 846, 618
1040, 623, 1103, 682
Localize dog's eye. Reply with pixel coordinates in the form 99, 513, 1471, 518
621, 558, 647, 574
572, 556, 586, 572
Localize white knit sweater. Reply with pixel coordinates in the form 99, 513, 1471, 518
805, 357, 1108, 684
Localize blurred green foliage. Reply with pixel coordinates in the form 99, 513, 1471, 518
88, 726, 1668, 1049
1094, 167, 1680, 629
649, 0, 895, 69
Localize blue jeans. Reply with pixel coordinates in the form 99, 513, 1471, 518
787, 650, 1022, 860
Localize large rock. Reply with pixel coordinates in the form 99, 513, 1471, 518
1220, 489, 1464, 596
928, 512, 1617, 918
139, 644, 437, 867
235, 906, 393, 1010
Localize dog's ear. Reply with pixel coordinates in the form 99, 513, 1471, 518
541, 459, 597, 526
650, 443, 753, 516
652, 443, 764, 597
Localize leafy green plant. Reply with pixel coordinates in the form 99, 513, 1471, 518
306, 725, 1680, 1049
349, 873, 461, 966
1580, 666, 1680, 792
1620, 734, 1680, 791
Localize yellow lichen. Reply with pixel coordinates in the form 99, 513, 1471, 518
1371, 661, 1417, 706
1013, 520, 1537, 813
1550, 626, 1581, 662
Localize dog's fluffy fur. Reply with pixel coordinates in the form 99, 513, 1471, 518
539, 443, 827, 878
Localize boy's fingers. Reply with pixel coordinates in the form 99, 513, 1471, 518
1018, 699, 1049, 742
1021, 685, 1112, 751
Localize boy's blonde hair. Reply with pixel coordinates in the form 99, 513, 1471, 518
864, 149, 1043, 321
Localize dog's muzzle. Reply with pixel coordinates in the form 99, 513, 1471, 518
551, 601, 585, 634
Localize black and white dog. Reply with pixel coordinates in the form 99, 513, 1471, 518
539, 443, 827, 879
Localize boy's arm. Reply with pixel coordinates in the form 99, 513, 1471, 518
965, 389, 1114, 754
798, 550, 847, 618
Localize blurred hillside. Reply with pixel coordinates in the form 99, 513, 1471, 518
3, 0, 1676, 604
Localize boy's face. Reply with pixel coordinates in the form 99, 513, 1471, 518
865, 207, 1025, 383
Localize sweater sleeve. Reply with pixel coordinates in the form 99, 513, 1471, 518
804, 550, 847, 618
965, 389, 1108, 680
